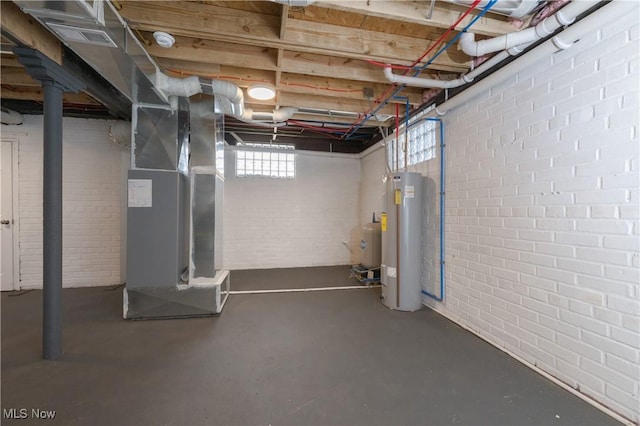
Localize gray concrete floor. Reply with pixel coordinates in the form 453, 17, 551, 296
2, 266, 620, 426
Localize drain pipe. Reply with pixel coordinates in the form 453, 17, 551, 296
421, 118, 445, 302
458, 0, 598, 57
383, 0, 602, 90
384, 46, 516, 89
384, 0, 631, 103
436, 0, 635, 115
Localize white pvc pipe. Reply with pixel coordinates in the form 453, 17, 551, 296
445, 0, 540, 18
436, 0, 636, 115
230, 285, 381, 295
459, 0, 598, 57
384, 48, 512, 89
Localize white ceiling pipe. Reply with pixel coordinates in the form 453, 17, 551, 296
459, 0, 598, 57
444, 0, 540, 18
436, 0, 636, 115
384, 66, 470, 89
383, 47, 514, 89
271, 0, 316, 6
1, 108, 23, 125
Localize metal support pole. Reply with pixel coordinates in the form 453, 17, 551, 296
42, 82, 64, 360
13, 47, 85, 361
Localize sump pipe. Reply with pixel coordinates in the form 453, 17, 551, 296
435, 0, 635, 115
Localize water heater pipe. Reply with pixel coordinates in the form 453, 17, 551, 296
421, 117, 445, 302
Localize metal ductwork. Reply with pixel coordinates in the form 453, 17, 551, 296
154, 73, 297, 124
108, 121, 131, 148
1, 108, 23, 125
15, 0, 296, 125
14, 0, 167, 105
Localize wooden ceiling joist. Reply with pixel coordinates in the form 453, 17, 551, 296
118, 1, 470, 72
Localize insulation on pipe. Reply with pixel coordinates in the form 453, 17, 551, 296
154, 72, 297, 124
108, 121, 132, 148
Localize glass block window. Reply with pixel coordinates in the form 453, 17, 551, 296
386, 109, 437, 171
235, 143, 295, 178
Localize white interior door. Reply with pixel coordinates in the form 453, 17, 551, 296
1, 140, 15, 291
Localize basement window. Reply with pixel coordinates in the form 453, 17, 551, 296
235, 143, 295, 179
387, 109, 437, 171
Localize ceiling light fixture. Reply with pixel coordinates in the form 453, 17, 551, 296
153, 31, 175, 48
247, 84, 276, 100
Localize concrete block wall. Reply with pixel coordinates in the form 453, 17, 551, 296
2, 116, 127, 289
224, 148, 360, 270
360, 10, 639, 423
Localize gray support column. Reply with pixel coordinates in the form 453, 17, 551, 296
13, 47, 86, 361
42, 82, 64, 360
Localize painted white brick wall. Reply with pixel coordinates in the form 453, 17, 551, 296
223, 148, 360, 270
360, 10, 640, 424
3, 116, 127, 289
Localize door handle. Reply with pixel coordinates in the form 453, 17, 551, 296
0, 220, 10, 225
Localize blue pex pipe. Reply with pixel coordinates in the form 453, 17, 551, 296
422, 118, 445, 302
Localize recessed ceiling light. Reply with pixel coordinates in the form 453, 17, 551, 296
247, 84, 276, 100
153, 31, 175, 48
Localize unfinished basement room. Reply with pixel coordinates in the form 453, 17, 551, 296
1, 0, 638, 425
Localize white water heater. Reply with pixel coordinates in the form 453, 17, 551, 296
381, 172, 423, 311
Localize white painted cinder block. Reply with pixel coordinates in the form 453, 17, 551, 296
3, 116, 127, 289
223, 149, 361, 270
359, 8, 639, 423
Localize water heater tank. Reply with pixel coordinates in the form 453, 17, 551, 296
360, 222, 381, 269
381, 172, 424, 311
